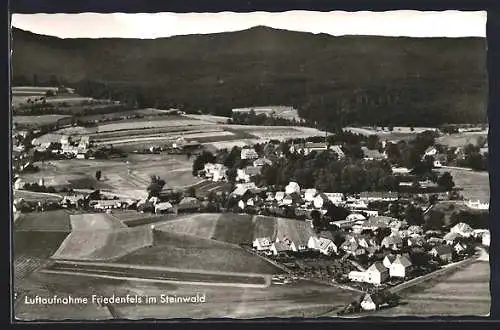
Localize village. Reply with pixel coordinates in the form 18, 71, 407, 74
12, 117, 491, 314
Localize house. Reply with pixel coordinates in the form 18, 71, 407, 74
237, 200, 246, 210
177, 197, 201, 212
381, 234, 403, 250
253, 157, 273, 167
303, 188, 318, 202
274, 191, 286, 202
270, 241, 295, 256
325, 193, 344, 205
203, 163, 227, 182
443, 232, 461, 245
253, 237, 273, 251
348, 271, 368, 283
482, 231, 490, 247
330, 145, 345, 159
362, 147, 386, 161
360, 293, 390, 311
240, 148, 259, 160
363, 216, 395, 231
155, 202, 173, 214
236, 166, 261, 182
424, 146, 438, 157
365, 261, 389, 285
282, 193, 302, 206
347, 199, 369, 210
346, 213, 367, 222
454, 241, 468, 254
407, 225, 424, 236
341, 240, 366, 256
430, 245, 453, 263
391, 167, 411, 175
313, 193, 329, 209
465, 200, 489, 210
91, 200, 123, 210
359, 191, 398, 202
285, 181, 301, 194
383, 255, 396, 268
389, 255, 412, 278
406, 236, 424, 247
450, 222, 474, 237
307, 236, 338, 255
291, 142, 328, 155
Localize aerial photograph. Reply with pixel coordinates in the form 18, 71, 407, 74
11, 10, 490, 320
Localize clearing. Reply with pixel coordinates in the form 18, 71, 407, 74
437, 167, 489, 202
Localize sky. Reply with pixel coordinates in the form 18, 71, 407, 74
11, 11, 487, 39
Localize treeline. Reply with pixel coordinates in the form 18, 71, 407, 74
228, 111, 313, 127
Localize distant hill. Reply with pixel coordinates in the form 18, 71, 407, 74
11, 26, 488, 127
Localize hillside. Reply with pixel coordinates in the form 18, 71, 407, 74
11, 26, 488, 127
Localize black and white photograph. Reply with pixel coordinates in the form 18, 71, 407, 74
10, 10, 490, 320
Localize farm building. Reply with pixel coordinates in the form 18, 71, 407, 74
270, 241, 295, 256
443, 232, 461, 245
253, 237, 273, 251
391, 167, 411, 175
307, 236, 337, 255
365, 261, 389, 285
359, 191, 398, 202
429, 245, 453, 263
177, 197, 201, 212
360, 293, 390, 311
389, 255, 412, 278
381, 234, 403, 250
236, 166, 261, 183
285, 181, 301, 195
155, 202, 173, 214
202, 163, 227, 182
465, 200, 489, 210
450, 222, 474, 237
90, 200, 123, 210
303, 188, 318, 202
240, 148, 259, 160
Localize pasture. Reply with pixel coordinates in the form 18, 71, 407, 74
373, 260, 490, 316
14, 210, 72, 232
69, 213, 126, 231
13, 115, 71, 126
437, 132, 488, 148
13, 190, 63, 202
437, 168, 489, 202
117, 230, 281, 275
52, 227, 154, 261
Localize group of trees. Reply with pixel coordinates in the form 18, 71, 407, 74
454, 143, 488, 171
228, 111, 313, 127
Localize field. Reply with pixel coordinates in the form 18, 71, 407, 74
52, 227, 153, 261
13, 114, 71, 126
19, 154, 201, 198
69, 213, 126, 231
437, 131, 488, 148
117, 230, 280, 275
437, 167, 489, 202
14, 210, 72, 232
78, 108, 171, 122
372, 260, 490, 316
13, 190, 63, 202
211, 213, 254, 244
155, 214, 220, 238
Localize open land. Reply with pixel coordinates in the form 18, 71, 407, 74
436, 167, 489, 202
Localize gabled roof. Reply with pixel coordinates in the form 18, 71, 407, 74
432, 244, 453, 255
254, 237, 272, 246
443, 232, 461, 241
367, 261, 387, 273
393, 254, 412, 267
451, 222, 474, 234
273, 241, 293, 252
384, 255, 396, 264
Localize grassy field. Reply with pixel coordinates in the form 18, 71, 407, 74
212, 213, 254, 245
13, 114, 71, 126
437, 168, 489, 202
437, 132, 488, 147
52, 227, 153, 261
14, 210, 72, 232
155, 214, 220, 238
77, 108, 171, 122
372, 260, 490, 317
117, 230, 281, 275
69, 213, 126, 231
252, 215, 278, 239
13, 190, 63, 202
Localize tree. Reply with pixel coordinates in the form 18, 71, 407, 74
404, 204, 424, 226
428, 194, 438, 205
437, 172, 455, 191
366, 135, 380, 150
187, 186, 197, 198
95, 170, 102, 181
45, 90, 55, 97
311, 210, 323, 230
147, 175, 166, 198
426, 210, 445, 230
192, 151, 216, 175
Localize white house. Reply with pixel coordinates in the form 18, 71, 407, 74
285, 181, 301, 195
465, 200, 489, 210
253, 237, 273, 251
253, 157, 273, 167
203, 163, 227, 182
270, 241, 295, 255
348, 271, 368, 283
389, 255, 412, 278
155, 202, 173, 214
346, 213, 367, 222
325, 192, 344, 205
240, 148, 259, 160
307, 236, 337, 255
450, 223, 474, 238
360, 293, 388, 311
275, 191, 285, 202
383, 255, 396, 268
313, 193, 329, 209
304, 188, 318, 202
391, 167, 411, 175
361, 261, 389, 285
238, 200, 246, 210
482, 231, 490, 247
424, 146, 438, 157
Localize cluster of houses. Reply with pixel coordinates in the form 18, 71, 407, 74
31, 134, 91, 159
